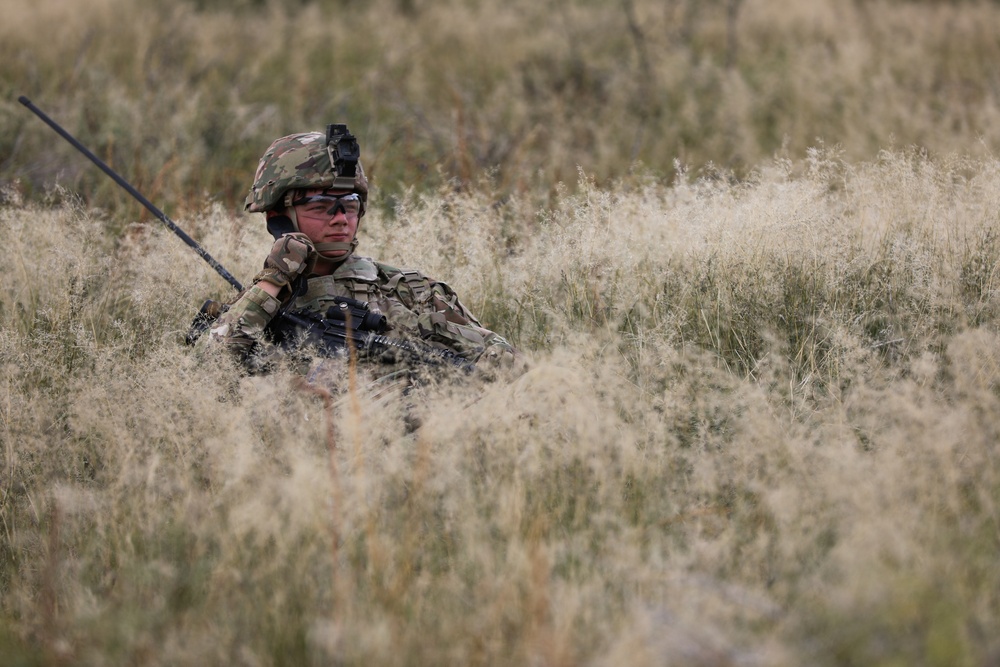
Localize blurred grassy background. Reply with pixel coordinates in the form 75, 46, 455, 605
4, 0, 1000, 224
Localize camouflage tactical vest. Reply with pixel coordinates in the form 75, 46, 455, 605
293, 255, 502, 359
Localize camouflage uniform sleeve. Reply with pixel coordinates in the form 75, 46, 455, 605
423, 281, 516, 362
383, 271, 516, 366
201, 284, 282, 359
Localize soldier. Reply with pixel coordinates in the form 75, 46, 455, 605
204, 127, 517, 375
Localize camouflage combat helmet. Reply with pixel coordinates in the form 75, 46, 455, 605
245, 131, 369, 215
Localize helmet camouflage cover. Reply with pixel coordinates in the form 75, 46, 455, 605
245, 131, 369, 214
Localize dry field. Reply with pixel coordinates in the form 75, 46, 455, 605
3, 0, 1000, 665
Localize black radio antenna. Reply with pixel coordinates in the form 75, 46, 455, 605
18, 95, 244, 291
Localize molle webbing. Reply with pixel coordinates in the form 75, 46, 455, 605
346, 278, 373, 302
383, 269, 432, 305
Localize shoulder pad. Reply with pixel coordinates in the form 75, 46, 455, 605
332, 255, 379, 282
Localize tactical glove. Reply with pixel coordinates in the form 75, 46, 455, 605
256, 233, 317, 290
473, 341, 528, 381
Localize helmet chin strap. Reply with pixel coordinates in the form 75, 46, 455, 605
314, 239, 358, 261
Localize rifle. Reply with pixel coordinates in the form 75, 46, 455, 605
19, 96, 475, 371
189, 295, 474, 370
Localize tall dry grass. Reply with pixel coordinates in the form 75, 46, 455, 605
3, 147, 1000, 665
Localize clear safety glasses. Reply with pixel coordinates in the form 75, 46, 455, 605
292, 192, 362, 219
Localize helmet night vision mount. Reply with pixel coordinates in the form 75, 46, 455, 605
326, 123, 361, 190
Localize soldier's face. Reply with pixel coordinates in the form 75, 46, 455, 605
293, 188, 360, 255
